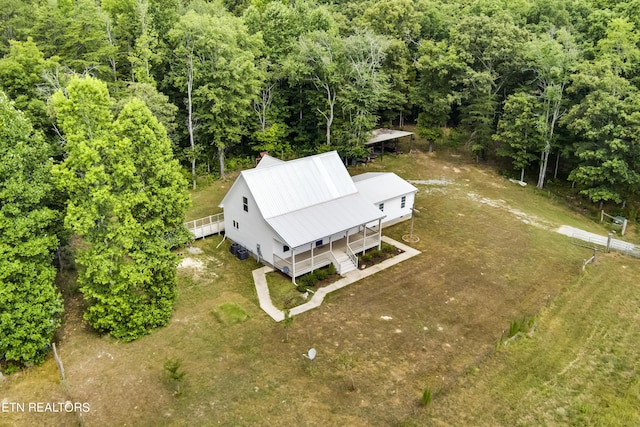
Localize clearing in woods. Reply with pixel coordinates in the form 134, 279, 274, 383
2, 137, 639, 426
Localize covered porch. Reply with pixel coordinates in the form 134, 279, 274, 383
273, 224, 381, 280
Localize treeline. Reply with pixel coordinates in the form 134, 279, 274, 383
2, 0, 640, 368
3, 0, 640, 202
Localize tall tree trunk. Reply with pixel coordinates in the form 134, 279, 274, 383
318, 82, 335, 145
520, 167, 525, 182
537, 147, 549, 189
218, 146, 225, 179
554, 151, 560, 179
187, 56, 196, 190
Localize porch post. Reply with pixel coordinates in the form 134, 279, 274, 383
311, 244, 314, 271
292, 248, 296, 283
362, 224, 366, 253
377, 218, 382, 250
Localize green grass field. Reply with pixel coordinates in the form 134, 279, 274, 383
2, 135, 639, 426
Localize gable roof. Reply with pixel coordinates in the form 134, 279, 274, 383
352, 172, 418, 203
241, 151, 358, 219
255, 154, 285, 169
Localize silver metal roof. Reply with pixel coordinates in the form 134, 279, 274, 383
366, 128, 414, 146
241, 151, 357, 219
267, 193, 385, 248
353, 172, 418, 203
255, 154, 285, 169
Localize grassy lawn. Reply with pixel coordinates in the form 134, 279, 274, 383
2, 136, 639, 426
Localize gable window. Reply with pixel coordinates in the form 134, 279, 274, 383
233, 220, 239, 229
283, 245, 290, 252
379, 203, 384, 212
243, 196, 248, 212
401, 196, 406, 209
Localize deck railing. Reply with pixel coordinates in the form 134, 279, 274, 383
185, 213, 224, 239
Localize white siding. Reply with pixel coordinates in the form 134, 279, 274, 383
222, 177, 279, 263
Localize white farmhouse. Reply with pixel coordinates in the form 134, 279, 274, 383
219, 151, 417, 280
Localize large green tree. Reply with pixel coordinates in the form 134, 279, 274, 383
0, 38, 55, 132
51, 76, 189, 341
527, 28, 579, 189
563, 18, 640, 205
0, 92, 63, 368
451, 11, 529, 158
168, 9, 263, 180
494, 91, 544, 182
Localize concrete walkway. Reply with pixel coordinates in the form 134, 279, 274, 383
251, 236, 421, 322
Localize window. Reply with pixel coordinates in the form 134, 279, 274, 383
379, 203, 384, 211
232, 220, 239, 230
315, 240, 323, 247
401, 196, 406, 209
283, 245, 290, 252
243, 196, 248, 212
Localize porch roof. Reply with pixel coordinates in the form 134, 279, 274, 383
267, 193, 385, 248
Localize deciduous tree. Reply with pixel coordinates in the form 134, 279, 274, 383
51, 76, 189, 341
0, 92, 63, 368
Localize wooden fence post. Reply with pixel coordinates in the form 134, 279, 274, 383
52, 342, 65, 381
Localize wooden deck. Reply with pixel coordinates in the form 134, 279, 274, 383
185, 213, 224, 239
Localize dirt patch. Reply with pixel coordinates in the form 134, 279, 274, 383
178, 257, 205, 270
466, 192, 552, 228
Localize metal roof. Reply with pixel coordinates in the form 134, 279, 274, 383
353, 172, 418, 203
366, 128, 414, 146
255, 154, 285, 169
266, 193, 385, 248
241, 151, 357, 219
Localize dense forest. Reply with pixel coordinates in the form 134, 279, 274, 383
2, 0, 640, 368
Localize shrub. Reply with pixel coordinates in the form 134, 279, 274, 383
164, 358, 186, 396
361, 253, 373, 263
381, 243, 396, 254
368, 249, 382, 259
298, 273, 317, 288
315, 269, 328, 281
327, 263, 337, 275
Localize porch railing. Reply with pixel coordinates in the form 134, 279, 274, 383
347, 226, 380, 252
273, 249, 334, 277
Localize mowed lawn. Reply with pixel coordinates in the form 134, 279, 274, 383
2, 138, 639, 426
